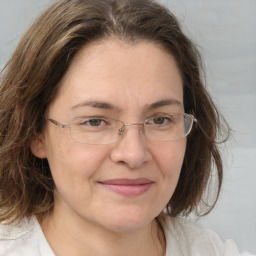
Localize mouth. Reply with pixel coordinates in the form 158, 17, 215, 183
98, 178, 154, 196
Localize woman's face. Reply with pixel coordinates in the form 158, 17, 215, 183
32, 39, 186, 232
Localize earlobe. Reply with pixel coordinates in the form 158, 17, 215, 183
30, 134, 47, 159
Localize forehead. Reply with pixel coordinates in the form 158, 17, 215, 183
49, 39, 184, 117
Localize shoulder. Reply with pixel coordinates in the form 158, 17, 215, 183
162, 215, 255, 256
0, 216, 40, 256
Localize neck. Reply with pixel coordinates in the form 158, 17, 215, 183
39, 208, 165, 256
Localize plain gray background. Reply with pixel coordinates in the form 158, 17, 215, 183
0, 0, 255, 253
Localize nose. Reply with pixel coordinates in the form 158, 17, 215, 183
109, 125, 152, 169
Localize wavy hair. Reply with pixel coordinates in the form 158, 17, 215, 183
0, 0, 230, 223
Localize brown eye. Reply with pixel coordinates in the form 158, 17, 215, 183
79, 118, 106, 127
153, 117, 165, 125
88, 119, 102, 126
145, 116, 173, 127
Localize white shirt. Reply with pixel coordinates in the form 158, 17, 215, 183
0, 215, 254, 256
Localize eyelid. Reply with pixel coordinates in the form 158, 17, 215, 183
71, 113, 180, 123
147, 115, 171, 120
146, 113, 173, 119
72, 116, 111, 121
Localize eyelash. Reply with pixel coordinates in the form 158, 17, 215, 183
74, 114, 175, 125
81, 118, 108, 126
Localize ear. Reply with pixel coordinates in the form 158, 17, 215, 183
30, 134, 47, 159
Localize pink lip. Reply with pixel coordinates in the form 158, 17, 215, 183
99, 178, 154, 196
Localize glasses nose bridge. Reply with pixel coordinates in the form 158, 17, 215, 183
118, 122, 145, 136
124, 122, 144, 127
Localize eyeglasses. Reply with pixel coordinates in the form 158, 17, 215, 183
46, 113, 197, 145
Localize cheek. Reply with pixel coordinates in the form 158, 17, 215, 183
149, 140, 186, 212
45, 136, 111, 186
153, 140, 186, 179
45, 142, 112, 211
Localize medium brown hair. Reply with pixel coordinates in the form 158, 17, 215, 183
0, 0, 229, 223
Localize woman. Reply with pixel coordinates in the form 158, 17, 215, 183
0, 0, 253, 255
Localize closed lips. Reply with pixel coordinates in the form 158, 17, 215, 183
99, 178, 154, 196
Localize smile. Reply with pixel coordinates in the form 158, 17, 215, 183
98, 178, 154, 196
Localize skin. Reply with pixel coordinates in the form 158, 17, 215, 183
31, 39, 186, 256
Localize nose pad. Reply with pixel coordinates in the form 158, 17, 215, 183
110, 123, 152, 168
118, 127, 124, 136
139, 124, 145, 134
118, 124, 144, 140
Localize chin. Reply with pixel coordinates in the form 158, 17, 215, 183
100, 210, 155, 233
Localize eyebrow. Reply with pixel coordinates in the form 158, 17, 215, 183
71, 100, 120, 111
146, 98, 183, 111
71, 98, 182, 112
